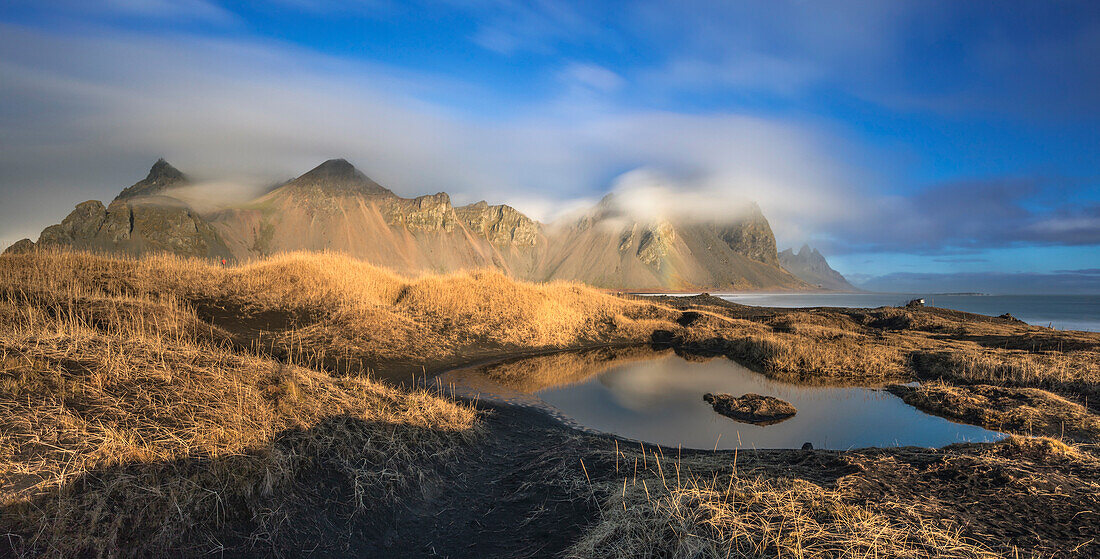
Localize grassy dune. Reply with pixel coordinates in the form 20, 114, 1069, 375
573, 472, 997, 559
567, 434, 1099, 559
1, 250, 676, 378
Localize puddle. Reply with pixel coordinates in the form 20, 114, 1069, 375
435, 348, 1006, 450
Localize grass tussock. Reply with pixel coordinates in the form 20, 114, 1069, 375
891, 381, 1100, 441
912, 350, 1100, 406
680, 315, 908, 383
571, 471, 996, 559
990, 435, 1095, 463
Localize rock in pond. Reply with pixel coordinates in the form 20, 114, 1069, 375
703, 392, 797, 426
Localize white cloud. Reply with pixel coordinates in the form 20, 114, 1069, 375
0, 22, 874, 248
561, 63, 624, 93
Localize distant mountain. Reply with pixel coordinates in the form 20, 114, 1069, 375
6, 159, 816, 291
540, 194, 804, 290
778, 244, 856, 291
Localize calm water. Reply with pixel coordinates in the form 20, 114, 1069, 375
718, 293, 1100, 332
456, 352, 1003, 450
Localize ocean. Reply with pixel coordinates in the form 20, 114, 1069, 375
716, 293, 1100, 333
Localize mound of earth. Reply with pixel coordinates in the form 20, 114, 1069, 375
703, 392, 797, 425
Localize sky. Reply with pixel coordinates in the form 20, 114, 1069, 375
1, 1, 1098, 292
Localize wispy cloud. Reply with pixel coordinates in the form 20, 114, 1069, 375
0, 22, 869, 244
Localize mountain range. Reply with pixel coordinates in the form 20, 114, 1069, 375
5, 159, 855, 291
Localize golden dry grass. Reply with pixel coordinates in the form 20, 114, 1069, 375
0, 248, 681, 557
0, 251, 504, 556
570, 458, 997, 559
912, 350, 1100, 404
891, 381, 1100, 441
0, 249, 678, 376
2, 249, 1097, 556
679, 313, 909, 384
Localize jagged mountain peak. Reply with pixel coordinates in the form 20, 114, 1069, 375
114, 158, 188, 201
284, 158, 395, 196
779, 244, 855, 291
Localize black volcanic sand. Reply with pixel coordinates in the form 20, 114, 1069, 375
243, 398, 1099, 558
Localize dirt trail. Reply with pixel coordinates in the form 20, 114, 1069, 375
368, 402, 600, 558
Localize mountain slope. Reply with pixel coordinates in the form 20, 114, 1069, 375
209, 160, 546, 277
538, 196, 806, 290
778, 245, 856, 291
8, 159, 815, 291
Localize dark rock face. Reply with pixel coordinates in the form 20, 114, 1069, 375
382, 192, 458, 232
455, 201, 540, 247
114, 159, 188, 201
713, 204, 779, 265
2, 238, 36, 255
703, 392, 797, 425
35, 197, 231, 260
778, 244, 856, 291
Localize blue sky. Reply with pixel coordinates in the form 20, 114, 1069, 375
1, 1, 1098, 291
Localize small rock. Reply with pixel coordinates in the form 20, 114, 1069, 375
801, 442, 814, 450
703, 392, 797, 426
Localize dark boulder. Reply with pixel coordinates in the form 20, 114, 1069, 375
649, 329, 681, 347
676, 311, 702, 326
703, 392, 797, 426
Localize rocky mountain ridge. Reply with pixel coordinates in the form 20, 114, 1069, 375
778, 244, 857, 291
5, 159, 852, 291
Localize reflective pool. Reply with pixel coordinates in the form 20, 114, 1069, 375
436, 348, 1006, 450
536, 354, 1005, 450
